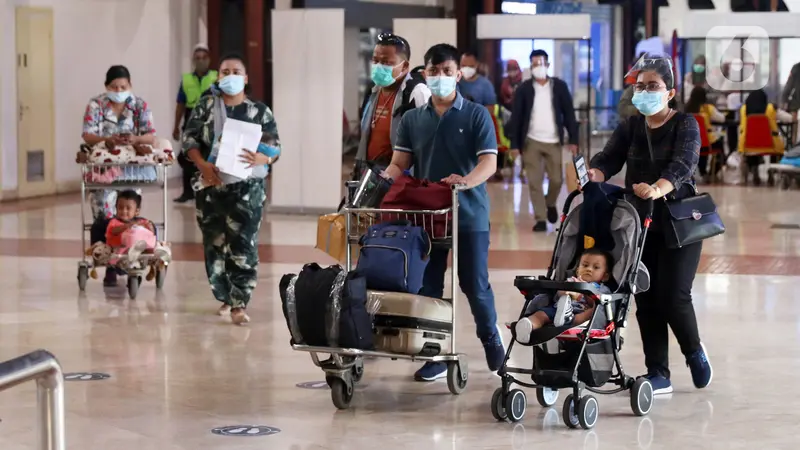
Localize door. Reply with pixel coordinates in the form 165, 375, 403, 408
16, 7, 55, 198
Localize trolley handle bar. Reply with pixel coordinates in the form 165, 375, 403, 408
342, 206, 452, 215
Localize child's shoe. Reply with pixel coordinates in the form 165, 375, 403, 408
127, 240, 148, 262
513, 318, 533, 344
153, 243, 172, 263
553, 294, 574, 327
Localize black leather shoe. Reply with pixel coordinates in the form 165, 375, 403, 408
533, 221, 547, 232
173, 193, 195, 203
547, 206, 558, 224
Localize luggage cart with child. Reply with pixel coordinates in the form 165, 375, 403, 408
77, 158, 172, 299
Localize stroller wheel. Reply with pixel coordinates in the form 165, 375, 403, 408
490, 387, 507, 421
630, 377, 654, 416
562, 394, 579, 429
505, 389, 527, 423
536, 386, 559, 407
577, 395, 599, 430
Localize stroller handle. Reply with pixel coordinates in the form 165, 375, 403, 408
608, 188, 655, 220
564, 188, 655, 221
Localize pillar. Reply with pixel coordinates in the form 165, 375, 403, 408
207, 0, 221, 67
244, 0, 265, 101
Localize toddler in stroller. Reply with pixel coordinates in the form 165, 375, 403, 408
490, 182, 654, 430
511, 248, 613, 344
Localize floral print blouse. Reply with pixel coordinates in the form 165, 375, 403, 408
82, 93, 158, 182
83, 93, 158, 220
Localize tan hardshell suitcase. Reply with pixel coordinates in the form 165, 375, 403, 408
368, 290, 453, 357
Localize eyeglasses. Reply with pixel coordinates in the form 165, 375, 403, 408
633, 82, 667, 93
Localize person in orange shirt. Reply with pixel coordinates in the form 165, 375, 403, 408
354, 33, 431, 172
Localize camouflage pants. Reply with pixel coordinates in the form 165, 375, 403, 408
195, 178, 266, 308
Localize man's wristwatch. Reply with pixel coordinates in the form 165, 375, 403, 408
650, 184, 662, 198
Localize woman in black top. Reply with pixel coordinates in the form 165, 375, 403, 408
587, 56, 712, 395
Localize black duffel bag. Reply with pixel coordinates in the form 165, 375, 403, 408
279, 263, 374, 350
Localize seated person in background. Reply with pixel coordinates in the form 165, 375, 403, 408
106, 190, 171, 269
738, 89, 793, 185
512, 248, 613, 344
684, 86, 726, 180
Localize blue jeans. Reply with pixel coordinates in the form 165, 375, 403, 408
419, 230, 498, 342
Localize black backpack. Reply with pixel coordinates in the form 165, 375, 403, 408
360, 65, 427, 121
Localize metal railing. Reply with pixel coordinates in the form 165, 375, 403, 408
0, 350, 65, 450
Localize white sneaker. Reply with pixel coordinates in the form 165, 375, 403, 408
127, 240, 148, 262
514, 318, 533, 344
553, 294, 574, 327
154, 244, 172, 263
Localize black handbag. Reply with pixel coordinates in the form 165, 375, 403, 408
644, 120, 726, 249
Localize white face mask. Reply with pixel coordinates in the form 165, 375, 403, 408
532, 66, 548, 80
461, 67, 477, 79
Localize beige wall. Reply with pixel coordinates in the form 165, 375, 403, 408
0, 0, 198, 191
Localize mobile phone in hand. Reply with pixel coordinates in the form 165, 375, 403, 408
574, 154, 590, 188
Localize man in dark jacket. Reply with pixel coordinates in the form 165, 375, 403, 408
508, 49, 579, 232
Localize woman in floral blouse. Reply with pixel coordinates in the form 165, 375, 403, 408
77, 65, 158, 286
182, 53, 280, 325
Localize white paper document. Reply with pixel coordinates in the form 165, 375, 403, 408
215, 118, 263, 179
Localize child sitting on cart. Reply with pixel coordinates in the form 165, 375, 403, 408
511, 248, 613, 344
89, 190, 171, 278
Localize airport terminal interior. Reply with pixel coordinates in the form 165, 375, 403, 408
0, 0, 799, 449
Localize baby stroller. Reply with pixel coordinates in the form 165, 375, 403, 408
490, 182, 653, 430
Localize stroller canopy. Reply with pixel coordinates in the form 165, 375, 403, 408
553, 183, 650, 294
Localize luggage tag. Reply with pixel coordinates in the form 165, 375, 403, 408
574, 154, 590, 189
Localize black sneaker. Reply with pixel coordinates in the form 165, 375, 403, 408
547, 206, 558, 224
173, 193, 194, 204
533, 221, 547, 232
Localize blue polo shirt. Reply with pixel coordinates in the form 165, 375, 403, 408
458, 75, 497, 106
394, 93, 497, 232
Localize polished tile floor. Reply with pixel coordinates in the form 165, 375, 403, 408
0, 174, 797, 449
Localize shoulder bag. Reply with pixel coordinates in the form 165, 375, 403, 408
644, 118, 726, 249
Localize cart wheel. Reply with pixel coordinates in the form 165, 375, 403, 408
562, 394, 579, 429
630, 377, 654, 416
329, 377, 354, 410
155, 266, 167, 289
505, 389, 527, 423
577, 395, 599, 430
77, 266, 89, 291
351, 358, 364, 383
767, 173, 776, 187
490, 387, 507, 421
446, 362, 467, 395
127, 276, 140, 299
536, 386, 559, 407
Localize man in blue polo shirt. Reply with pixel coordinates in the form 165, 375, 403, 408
384, 43, 504, 382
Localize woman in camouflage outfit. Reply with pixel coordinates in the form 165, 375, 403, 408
182, 54, 280, 325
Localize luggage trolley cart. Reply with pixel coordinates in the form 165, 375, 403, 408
77, 162, 170, 297
292, 182, 470, 409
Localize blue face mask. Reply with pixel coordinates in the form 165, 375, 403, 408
631, 91, 668, 116
427, 76, 457, 98
219, 75, 245, 95
371, 63, 400, 87
107, 91, 131, 104
257, 142, 280, 158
